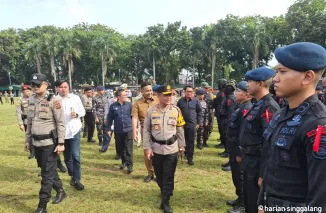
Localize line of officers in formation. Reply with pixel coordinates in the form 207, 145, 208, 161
16, 41, 326, 213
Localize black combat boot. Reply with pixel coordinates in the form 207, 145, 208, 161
53, 189, 67, 204
99, 138, 103, 146
160, 197, 173, 213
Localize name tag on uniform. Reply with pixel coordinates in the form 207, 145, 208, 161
28, 106, 35, 111
152, 119, 161, 124
41, 101, 49, 107
40, 107, 49, 112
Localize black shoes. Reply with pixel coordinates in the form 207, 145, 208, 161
82, 133, 87, 138
127, 165, 133, 174
144, 175, 154, 183
218, 151, 229, 158
99, 148, 107, 152
120, 163, 126, 170
187, 160, 194, 166
226, 198, 243, 206
160, 200, 173, 213
52, 189, 67, 204
197, 144, 204, 150
34, 208, 47, 213
215, 143, 224, 148
115, 154, 121, 160
87, 139, 96, 143
58, 164, 67, 173
70, 178, 85, 190
222, 165, 231, 171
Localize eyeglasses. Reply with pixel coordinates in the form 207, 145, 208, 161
31, 82, 42, 88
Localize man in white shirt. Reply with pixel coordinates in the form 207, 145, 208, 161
56, 80, 86, 190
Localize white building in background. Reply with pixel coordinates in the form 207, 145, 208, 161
178, 69, 196, 85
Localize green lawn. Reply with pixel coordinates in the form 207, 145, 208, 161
0, 99, 235, 213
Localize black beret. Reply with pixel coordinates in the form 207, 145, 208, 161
196, 89, 206, 95
275, 42, 326, 71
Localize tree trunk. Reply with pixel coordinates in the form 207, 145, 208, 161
35, 55, 41, 73
102, 54, 108, 87
68, 59, 72, 90
153, 55, 156, 84
211, 45, 216, 88
50, 54, 56, 81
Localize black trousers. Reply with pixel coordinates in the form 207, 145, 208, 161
243, 170, 259, 213
219, 118, 229, 152
184, 126, 196, 160
217, 117, 223, 141
114, 131, 133, 166
152, 152, 178, 199
0, 97, 2, 104
10, 97, 14, 105
34, 144, 63, 209
84, 111, 95, 140
228, 137, 243, 201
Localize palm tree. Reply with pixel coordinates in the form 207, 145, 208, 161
43, 33, 59, 81
57, 30, 81, 88
92, 33, 117, 86
24, 38, 42, 73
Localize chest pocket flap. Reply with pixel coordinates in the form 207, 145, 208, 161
274, 136, 300, 168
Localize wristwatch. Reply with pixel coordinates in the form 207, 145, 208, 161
58, 143, 64, 146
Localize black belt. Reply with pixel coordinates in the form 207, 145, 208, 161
239, 145, 262, 155
151, 135, 177, 145
31, 134, 52, 140
86, 110, 93, 112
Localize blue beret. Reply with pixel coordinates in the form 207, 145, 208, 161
237, 81, 248, 91
96, 86, 104, 91
196, 89, 206, 95
245, 67, 275, 81
152, 85, 160, 92
275, 42, 326, 71
316, 85, 323, 91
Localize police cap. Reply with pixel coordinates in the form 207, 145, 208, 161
156, 85, 172, 95
196, 89, 206, 95
30, 73, 48, 84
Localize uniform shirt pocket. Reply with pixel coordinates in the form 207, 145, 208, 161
39, 107, 50, 120
274, 136, 300, 168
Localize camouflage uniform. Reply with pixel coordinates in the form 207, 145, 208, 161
197, 99, 210, 147
93, 94, 108, 144
205, 92, 215, 137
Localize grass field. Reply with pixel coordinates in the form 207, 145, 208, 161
0, 98, 235, 213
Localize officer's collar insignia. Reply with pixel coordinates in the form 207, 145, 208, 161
287, 115, 302, 127
33, 75, 37, 80
280, 150, 290, 161
295, 102, 310, 114
275, 137, 287, 147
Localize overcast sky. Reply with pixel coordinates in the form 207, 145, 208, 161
2, 0, 295, 34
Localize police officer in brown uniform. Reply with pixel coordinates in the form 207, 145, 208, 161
143, 85, 186, 213
132, 82, 158, 182
25, 73, 67, 213
16, 85, 34, 159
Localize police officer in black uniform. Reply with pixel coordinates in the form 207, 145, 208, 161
258, 42, 326, 213
316, 85, 325, 103
269, 82, 287, 108
214, 79, 227, 147
226, 81, 252, 213
239, 67, 280, 213
219, 81, 237, 169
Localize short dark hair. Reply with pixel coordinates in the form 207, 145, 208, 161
141, 82, 151, 89
54, 80, 69, 88
183, 85, 193, 90
116, 88, 125, 97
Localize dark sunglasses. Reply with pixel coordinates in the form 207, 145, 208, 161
163, 94, 172, 97
31, 82, 42, 88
